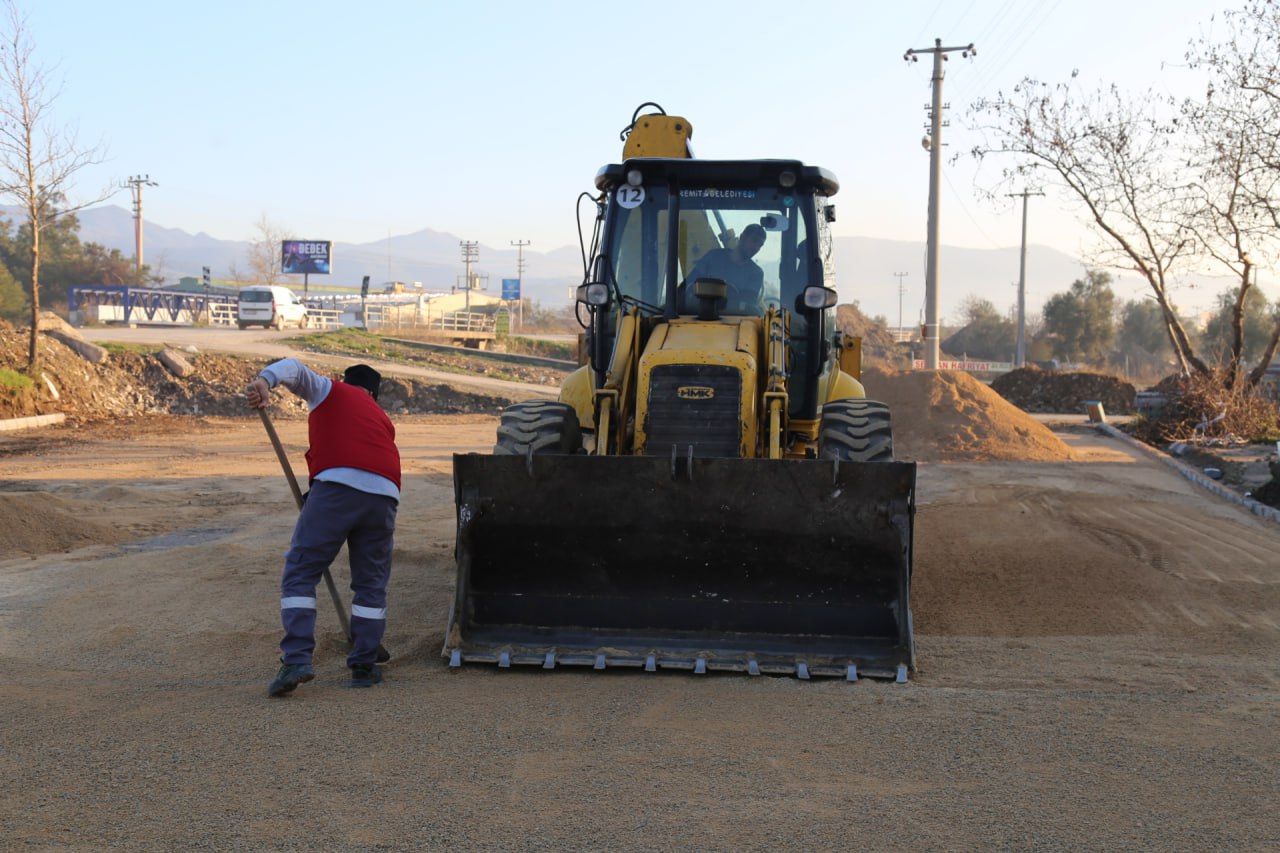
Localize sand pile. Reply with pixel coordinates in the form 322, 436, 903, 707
860, 366, 1075, 462
0, 492, 133, 555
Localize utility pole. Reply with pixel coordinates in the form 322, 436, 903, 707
905, 39, 975, 370
124, 175, 157, 279
460, 240, 479, 312
1008, 189, 1043, 368
511, 239, 530, 328
893, 271, 909, 334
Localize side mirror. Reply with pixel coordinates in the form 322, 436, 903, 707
576, 282, 611, 307
796, 285, 837, 313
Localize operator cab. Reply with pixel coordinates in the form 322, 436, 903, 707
593, 159, 838, 320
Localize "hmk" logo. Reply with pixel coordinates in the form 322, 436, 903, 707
677, 386, 716, 400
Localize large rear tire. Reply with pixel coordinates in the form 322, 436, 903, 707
818, 399, 894, 462
494, 401, 582, 455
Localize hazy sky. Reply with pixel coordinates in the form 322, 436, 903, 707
19, 0, 1256, 310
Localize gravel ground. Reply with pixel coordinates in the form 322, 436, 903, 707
1, 414, 1278, 851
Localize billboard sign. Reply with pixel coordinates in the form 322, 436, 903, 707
281, 240, 332, 275
501, 278, 521, 300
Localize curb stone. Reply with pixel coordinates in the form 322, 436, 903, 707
0, 413, 67, 432
1095, 422, 1280, 525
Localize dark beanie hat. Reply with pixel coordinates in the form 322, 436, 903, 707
343, 364, 382, 400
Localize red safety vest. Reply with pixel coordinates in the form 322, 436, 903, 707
305, 382, 401, 488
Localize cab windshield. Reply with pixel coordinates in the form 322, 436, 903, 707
603, 180, 814, 316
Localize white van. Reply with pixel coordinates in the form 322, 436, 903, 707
237, 285, 309, 330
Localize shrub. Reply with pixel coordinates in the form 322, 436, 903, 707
1130, 370, 1280, 444
0, 366, 34, 393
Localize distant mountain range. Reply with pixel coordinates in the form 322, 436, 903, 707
5, 204, 1236, 323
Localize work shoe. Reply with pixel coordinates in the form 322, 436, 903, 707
349, 663, 383, 689
267, 662, 314, 697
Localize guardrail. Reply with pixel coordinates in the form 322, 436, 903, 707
71, 285, 238, 326
69, 285, 502, 344
210, 303, 236, 326
364, 305, 495, 337
306, 309, 344, 331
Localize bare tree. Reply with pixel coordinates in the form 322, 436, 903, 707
966, 78, 1208, 379
244, 213, 289, 287
0, 0, 109, 369
1186, 0, 1280, 388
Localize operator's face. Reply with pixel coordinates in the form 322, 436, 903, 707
740, 231, 765, 259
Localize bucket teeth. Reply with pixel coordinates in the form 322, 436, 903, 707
444, 648, 911, 681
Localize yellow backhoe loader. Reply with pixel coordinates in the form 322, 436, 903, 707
445, 104, 916, 680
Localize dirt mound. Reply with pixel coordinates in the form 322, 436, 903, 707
990, 366, 1136, 414
0, 491, 133, 555
836, 304, 910, 368
861, 366, 1075, 462
0, 327, 517, 424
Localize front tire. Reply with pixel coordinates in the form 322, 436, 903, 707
818, 399, 895, 462
494, 401, 582, 455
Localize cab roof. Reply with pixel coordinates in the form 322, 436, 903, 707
594, 159, 839, 196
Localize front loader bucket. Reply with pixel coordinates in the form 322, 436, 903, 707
446, 453, 916, 680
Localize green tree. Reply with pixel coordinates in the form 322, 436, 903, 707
0, 259, 25, 320
0, 203, 144, 310
67, 242, 139, 288
1118, 299, 1176, 357
943, 296, 1016, 360
1042, 270, 1116, 363
8, 204, 86, 305
1201, 286, 1277, 367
